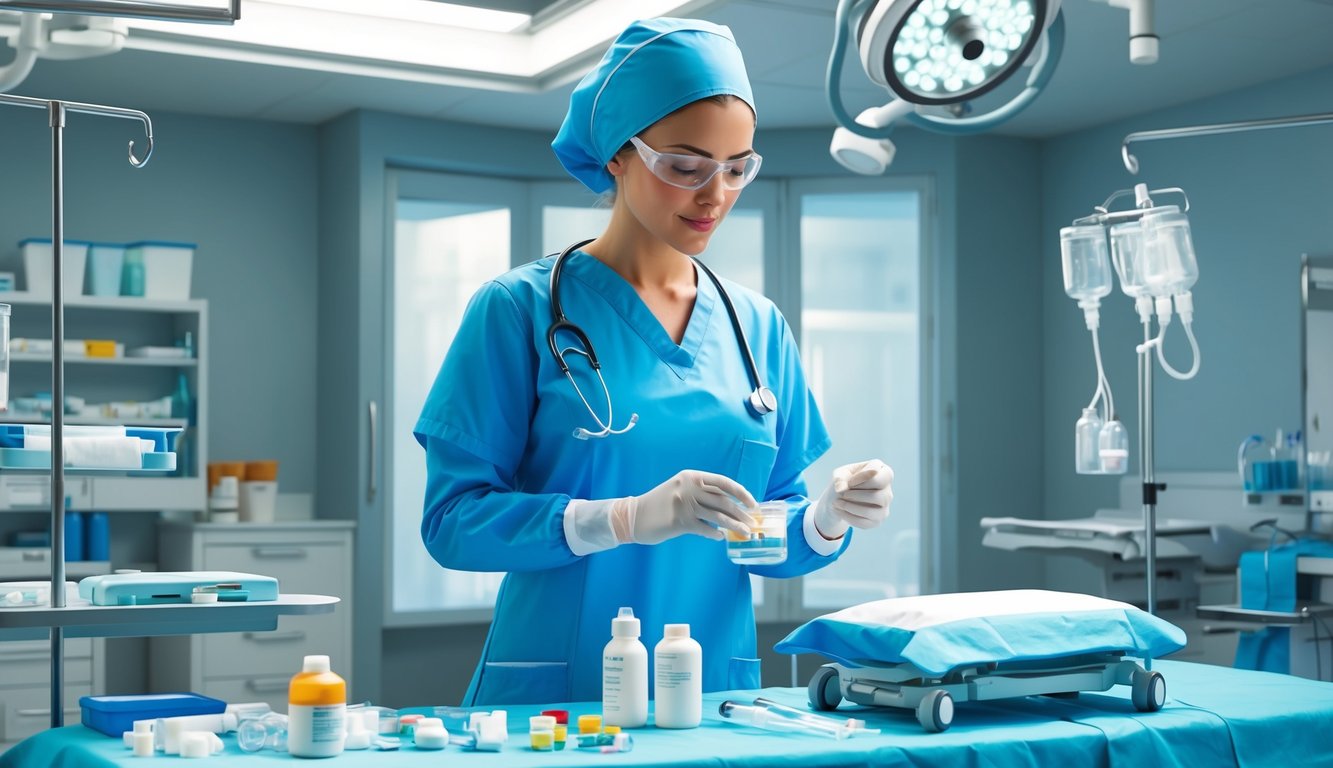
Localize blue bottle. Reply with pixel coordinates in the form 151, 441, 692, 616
85, 512, 110, 561
120, 250, 145, 297
64, 502, 85, 562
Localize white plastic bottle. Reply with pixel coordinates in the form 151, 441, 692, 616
287, 654, 346, 758
602, 607, 648, 728
653, 623, 702, 729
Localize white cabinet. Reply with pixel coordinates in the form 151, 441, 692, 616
151, 522, 354, 711
0, 292, 208, 512
0, 555, 109, 754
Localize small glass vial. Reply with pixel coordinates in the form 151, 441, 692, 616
725, 500, 789, 565
1075, 408, 1104, 474
1098, 420, 1130, 475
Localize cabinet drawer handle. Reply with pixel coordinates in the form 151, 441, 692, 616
16, 707, 81, 717
243, 631, 306, 643
245, 679, 290, 694
250, 547, 307, 559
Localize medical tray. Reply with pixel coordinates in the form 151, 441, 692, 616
0, 424, 181, 472
78, 571, 279, 606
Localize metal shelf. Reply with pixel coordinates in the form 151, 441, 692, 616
10, 353, 196, 368
0, 594, 338, 641
0, 292, 204, 314
1196, 603, 1333, 626
0, 415, 187, 429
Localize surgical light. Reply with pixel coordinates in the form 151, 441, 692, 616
863, 0, 1045, 105
826, 0, 1063, 175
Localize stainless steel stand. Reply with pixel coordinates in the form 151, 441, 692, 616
0, 91, 153, 728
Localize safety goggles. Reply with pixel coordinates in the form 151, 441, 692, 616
629, 136, 762, 191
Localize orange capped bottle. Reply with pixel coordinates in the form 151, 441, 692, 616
287, 654, 346, 758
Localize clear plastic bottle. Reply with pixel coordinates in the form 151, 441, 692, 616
653, 624, 701, 729
1139, 206, 1198, 298
1098, 420, 1129, 475
602, 607, 648, 729
287, 655, 346, 758
1060, 224, 1113, 302
1075, 408, 1105, 474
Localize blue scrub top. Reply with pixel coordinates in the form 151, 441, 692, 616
414, 249, 846, 706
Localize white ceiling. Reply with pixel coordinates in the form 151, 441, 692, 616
7, 0, 1333, 137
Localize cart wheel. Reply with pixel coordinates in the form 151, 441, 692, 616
1131, 669, 1166, 712
808, 665, 842, 711
916, 690, 954, 733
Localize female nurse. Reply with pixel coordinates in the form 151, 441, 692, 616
415, 17, 894, 706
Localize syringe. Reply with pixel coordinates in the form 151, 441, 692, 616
718, 699, 878, 740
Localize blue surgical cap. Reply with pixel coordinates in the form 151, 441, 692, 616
552, 17, 756, 194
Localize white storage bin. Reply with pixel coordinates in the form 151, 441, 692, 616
86, 242, 126, 297
20, 238, 89, 297
127, 241, 195, 300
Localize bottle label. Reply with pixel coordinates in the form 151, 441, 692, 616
309, 705, 345, 743
604, 656, 624, 708
656, 652, 691, 689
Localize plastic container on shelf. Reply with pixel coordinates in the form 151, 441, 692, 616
86, 242, 126, 297
241, 460, 279, 523
19, 237, 89, 297
125, 241, 195, 300
85, 511, 110, 560
0, 423, 182, 471
120, 249, 145, 297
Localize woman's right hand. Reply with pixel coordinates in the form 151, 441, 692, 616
610, 470, 757, 545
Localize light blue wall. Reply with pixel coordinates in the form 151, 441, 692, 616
1040, 64, 1333, 588
0, 109, 319, 494
955, 135, 1046, 591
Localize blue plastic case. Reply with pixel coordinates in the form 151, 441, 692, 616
78, 571, 280, 606
80, 693, 225, 737
0, 425, 182, 472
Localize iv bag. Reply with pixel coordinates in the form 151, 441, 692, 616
1109, 221, 1149, 298
1140, 207, 1198, 297
1060, 224, 1113, 302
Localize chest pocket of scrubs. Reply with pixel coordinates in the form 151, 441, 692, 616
735, 439, 780, 500
475, 661, 568, 706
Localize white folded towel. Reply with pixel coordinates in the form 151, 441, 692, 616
23, 436, 145, 469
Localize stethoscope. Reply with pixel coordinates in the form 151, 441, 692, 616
546, 239, 777, 440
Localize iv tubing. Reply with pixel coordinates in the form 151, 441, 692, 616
1087, 328, 1114, 423
1155, 322, 1200, 380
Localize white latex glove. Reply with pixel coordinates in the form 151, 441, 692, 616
609, 470, 757, 545
812, 459, 894, 540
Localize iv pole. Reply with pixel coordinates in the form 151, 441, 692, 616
1119, 109, 1333, 617
0, 91, 152, 728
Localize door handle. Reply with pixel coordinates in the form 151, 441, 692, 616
245, 678, 291, 694
250, 547, 307, 559
368, 400, 378, 503
243, 631, 307, 643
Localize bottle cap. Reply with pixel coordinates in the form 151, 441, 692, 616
244, 460, 279, 482
302, 655, 331, 673
664, 623, 691, 639
611, 606, 640, 637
